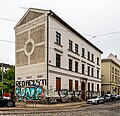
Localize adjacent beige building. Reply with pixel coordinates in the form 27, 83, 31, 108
15, 8, 103, 100
101, 53, 120, 95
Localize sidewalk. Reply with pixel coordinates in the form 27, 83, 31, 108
0, 101, 87, 111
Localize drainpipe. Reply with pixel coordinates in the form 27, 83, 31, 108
46, 13, 49, 91
110, 62, 111, 93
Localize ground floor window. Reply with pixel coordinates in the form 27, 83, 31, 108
69, 79, 73, 91
88, 82, 90, 92
56, 77, 61, 91
97, 84, 99, 92
91, 83, 94, 92
75, 80, 78, 91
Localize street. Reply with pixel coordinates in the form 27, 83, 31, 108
0, 101, 120, 116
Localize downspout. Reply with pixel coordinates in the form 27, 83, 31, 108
46, 13, 50, 90
110, 62, 111, 93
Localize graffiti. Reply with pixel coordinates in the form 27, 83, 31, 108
16, 86, 45, 101
15, 79, 46, 101
16, 79, 46, 87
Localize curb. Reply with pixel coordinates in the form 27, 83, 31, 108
0, 102, 87, 111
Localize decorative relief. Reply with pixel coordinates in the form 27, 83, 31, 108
30, 44, 45, 64
24, 39, 34, 56
16, 24, 45, 67
16, 51, 28, 67
16, 31, 28, 50
30, 24, 45, 44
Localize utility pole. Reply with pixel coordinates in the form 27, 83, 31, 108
2, 63, 4, 96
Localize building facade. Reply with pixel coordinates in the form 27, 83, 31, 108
15, 8, 103, 100
101, 53, 120, 95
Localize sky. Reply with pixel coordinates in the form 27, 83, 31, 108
0, 0, 120, 65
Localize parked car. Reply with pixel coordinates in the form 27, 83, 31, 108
104, 94, 119, 102
104, 94, 112, 102
116, 95, 120, 100
0, 97, 15, 107
87, 96, 105, 104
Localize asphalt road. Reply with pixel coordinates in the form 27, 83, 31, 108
0, 101, 120, 116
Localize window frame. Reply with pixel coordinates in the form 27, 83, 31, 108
87, 51, 90, 60
56, 31, 61, 45
56, 53, 61, 68
82, 64, 85, 74
82, 48, 85, 58
75, 61, 78, 72
75, 43, 78, 54
69, 59, 73, 71
69, 40, 73, 51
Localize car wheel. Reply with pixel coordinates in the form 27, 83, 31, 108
6, 101, 14, 107
97, 101, 99, 104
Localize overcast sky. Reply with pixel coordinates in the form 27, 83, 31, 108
0, 0, 120, 65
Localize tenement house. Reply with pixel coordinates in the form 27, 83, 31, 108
14, 8, 103, 100
101, 53, 120, 95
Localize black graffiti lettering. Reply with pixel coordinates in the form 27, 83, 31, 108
26, 80, 30, 86
22, 81, 25, 87
16, 79, 46, 87
16, 81, 22, 87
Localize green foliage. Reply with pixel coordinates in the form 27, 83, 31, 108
0, 68, 15, 97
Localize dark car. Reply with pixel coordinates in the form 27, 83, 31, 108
104, 94, 112, 102
0, 97, 15, 107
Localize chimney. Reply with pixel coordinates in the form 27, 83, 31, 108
115, 55, 117, 58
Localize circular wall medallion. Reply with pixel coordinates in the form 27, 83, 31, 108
26, 42, 33, 53
24, 39, 34, 56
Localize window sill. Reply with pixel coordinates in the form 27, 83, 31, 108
68, 49, 80, 56
54, 42, 63, 47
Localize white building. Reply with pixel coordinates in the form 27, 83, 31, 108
15, 8, 103, 100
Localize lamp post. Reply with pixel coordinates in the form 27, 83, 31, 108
2, 63, 4, 96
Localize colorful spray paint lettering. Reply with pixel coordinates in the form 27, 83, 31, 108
15, 79, 46, 101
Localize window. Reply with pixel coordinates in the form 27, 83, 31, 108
69, 79, 73, 91
91, 54, 94, 62
87, 51, 90, 60
75, 61, 78, 72
97, 84, 99, 92
75, 80, 78, 91
56, 54, 61, 68
88, 82, 90, 92
69, 40, 73, 51
92, 83, 94, 92
69, 59, 72, 71
75, 43, 78, 54
112, 74, 114, 82
82, 48, 85, 58
97, 70, 99, 78
56, 31, 61, 45
82, 64, 85, 74
112, 67, 114, 73
56, 77, 61, 91
87, 66, 90, 76
91, 68, 94, 77
97, 57, 99, 65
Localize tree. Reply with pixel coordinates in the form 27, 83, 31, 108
0, 67, 15, 98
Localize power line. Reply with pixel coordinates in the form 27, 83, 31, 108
95, 31, 120, 37
1, 17, 120, 38
0, 18, 17, 22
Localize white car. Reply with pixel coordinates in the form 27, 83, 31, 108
87, 96, 105, 104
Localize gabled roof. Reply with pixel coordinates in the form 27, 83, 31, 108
14, 8, 50, 28
15, 8, 103, 54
